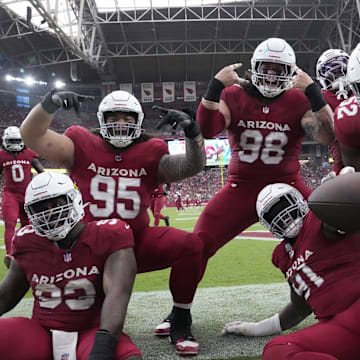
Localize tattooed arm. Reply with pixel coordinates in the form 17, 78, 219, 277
301, 107, 335, 145
157, 134, 206, 184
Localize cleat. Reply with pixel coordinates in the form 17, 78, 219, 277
155, 310, 175, 336
3, 254, 13, 269
169, 307, 199, 356
175, 337, 199, 356
164, 216, 170, 226
154, 319, 171, 336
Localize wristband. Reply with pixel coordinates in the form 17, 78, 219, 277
41, 90, 60, 114
253, 313, 282, 336
184, 121, 201, 139
304, 83, 327, 112
88, 329, 117, 359
204, 78, 225, 102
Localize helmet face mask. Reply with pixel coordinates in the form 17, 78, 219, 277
97, 91, 144, 148
251, 38, 296, 98
256, 183, 309, 239
2, 126, 24, 152
347, 44, 360, 106
25, 172, 84, 241
316, 49, 350, 97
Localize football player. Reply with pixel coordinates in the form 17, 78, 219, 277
0, 126, 43, 262
0, 171, 141, 360
316, 49, 350, 178
193, 37, 334, 305
333, 43, 360, 171
20, 90, 206, 356
150, 183, 170, 226
222, 183, 360, 360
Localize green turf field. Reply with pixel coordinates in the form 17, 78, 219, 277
0, 207, 312, 360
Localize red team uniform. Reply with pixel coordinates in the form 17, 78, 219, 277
322, 90, 344, 173
2, 219, 141, 360
333, 96, 360, 150
195, 86, 312, 267
150, 184, 168, 226
0, 147, 39, 253
64, 126, 202, 305
264, 212, 360, 360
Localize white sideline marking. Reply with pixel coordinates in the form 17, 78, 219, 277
5, 283, 316, 360
235, 235, 279, 242
176, 217, 199, 221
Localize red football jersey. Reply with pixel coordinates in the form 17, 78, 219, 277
334, 95, 360, 149
322, 90, 345, 172
220, 87, 310, 181
152, 184, 164, 197
272, 212, 360, 321
12, 219, 134, 331
65, 126, 169, 232
0, 148, 38, 194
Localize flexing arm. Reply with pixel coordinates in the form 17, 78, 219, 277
0, 259, 29, 316
21, 90, 93, 171
153, 107, 206, 184
198, 63, 248, 138
20, 103, 75, 170
222, 287, 312, 336
292, 67, 335, 145
31, 157, 45, 173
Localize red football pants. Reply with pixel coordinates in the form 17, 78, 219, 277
263, 299, 360, 360
0, 317, 141, 360
1, 191, 29, 254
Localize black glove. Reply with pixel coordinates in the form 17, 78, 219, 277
152, 106, 201, 139
87, 330, 117, 360
41, 89, 94, 115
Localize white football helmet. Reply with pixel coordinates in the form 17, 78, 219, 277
2, 126, 24, 152
347, 43, 360, 105
97, 90, 144, 148
256, 183, 309, 239
316, 49, 350, 99
24, 171, 84, 241
251, 38, 296, 98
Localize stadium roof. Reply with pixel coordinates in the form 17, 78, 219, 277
0, 0, 359, 85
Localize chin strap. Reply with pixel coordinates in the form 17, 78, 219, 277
333, 78, 349, 100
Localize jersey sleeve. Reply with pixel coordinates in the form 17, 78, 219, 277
27, 148, 39, 159
94, 219, 135, 255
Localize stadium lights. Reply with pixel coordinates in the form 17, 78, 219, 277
55, 80, 66, 88
5, 74, 47, 86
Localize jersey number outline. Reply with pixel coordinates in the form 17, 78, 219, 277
291, 263, 324, 301
238, 130, 288, 164
11, 164, 25, 182
35, 278, 96, 310
89, 175, 140, 219
337, 97, 358, 119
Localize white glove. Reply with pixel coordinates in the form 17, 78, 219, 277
339, 166, 355, 175
321, 171, 336, 184
321, 166, 355, 185
221, 313, 281, 336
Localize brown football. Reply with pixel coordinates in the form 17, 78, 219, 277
308, 172, 360, 233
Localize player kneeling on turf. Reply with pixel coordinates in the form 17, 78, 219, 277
222, 179, 360, 360
0, 171, 142, 360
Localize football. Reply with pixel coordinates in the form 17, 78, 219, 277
308, 172, 360, 233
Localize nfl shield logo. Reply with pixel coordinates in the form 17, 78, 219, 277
64, 253, 72, 263
61, 353, 70, 360
262, 105, 270, 114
